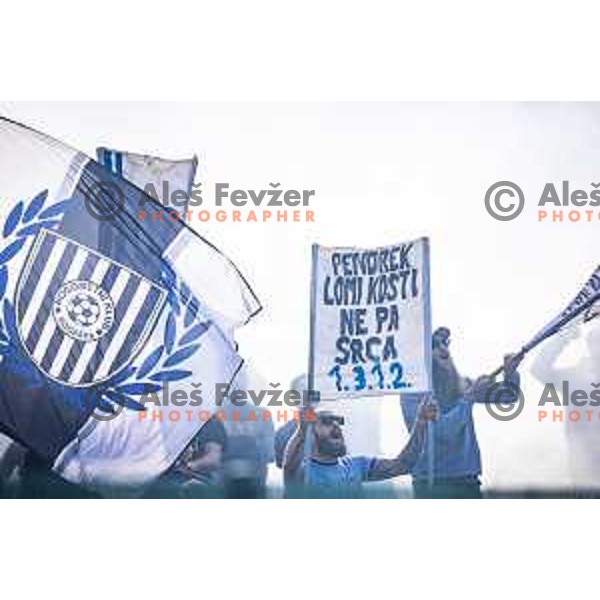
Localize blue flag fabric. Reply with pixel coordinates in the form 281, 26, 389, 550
0, 117, 260, 491
96, 146, 199, 214
525, 265, 600, 353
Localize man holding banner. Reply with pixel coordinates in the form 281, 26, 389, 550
283, 401, 437, 495
299, 238, 439, 495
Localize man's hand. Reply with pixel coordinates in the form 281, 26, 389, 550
283, 405, 314, 485
297, 404, 314, 433
503, 353, 523, 377
416, 397, 438, 424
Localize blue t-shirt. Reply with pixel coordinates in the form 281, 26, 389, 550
402, 397, 481, 481
401, 371, 520, 481
303, 456, 375, 488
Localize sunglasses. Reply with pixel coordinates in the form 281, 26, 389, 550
318, 415, 345, 426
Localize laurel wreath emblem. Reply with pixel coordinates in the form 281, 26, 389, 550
0, 190, 207, 416
0, 190, 70, 353
103, 267, 210, 411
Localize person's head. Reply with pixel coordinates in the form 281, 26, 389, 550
431, 327, 464, 404
313, 411, 346, 459
432, 327, 451, 359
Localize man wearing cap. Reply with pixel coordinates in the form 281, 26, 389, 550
283, 399, 437, 496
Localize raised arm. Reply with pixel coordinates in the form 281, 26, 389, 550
367, 399, 437, 482
530, 327, 579, 385
283, 414, 309, 486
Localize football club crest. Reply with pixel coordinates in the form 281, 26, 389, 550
16, 229, 167, 387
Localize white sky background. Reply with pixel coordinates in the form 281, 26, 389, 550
1, 101, 598, 489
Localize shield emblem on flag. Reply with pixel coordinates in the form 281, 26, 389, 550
15, 229, 167, 387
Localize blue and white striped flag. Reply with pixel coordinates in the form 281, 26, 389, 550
0, 117, 261, 492
97, 147, 200, 212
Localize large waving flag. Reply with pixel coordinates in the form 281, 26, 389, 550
0, 117, 261, 492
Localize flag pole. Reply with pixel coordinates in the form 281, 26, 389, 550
487, 349, 526, 379
304, 244, 320, 492
422, 238, 435, 488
